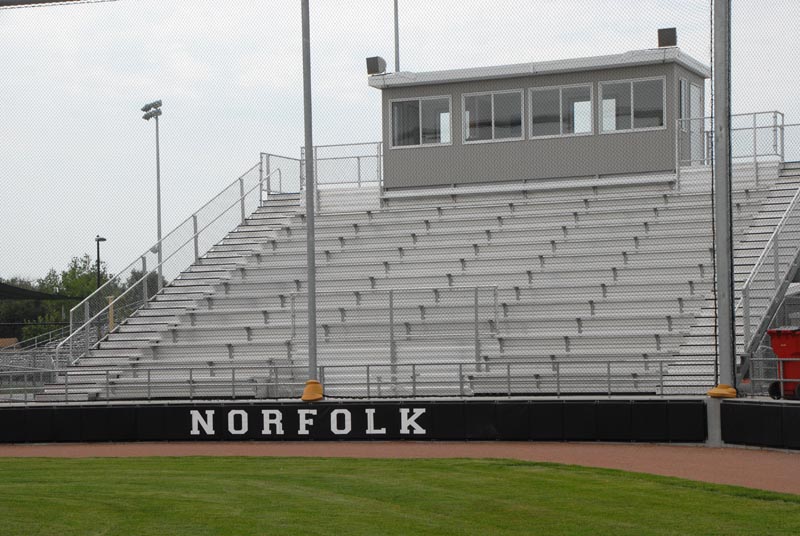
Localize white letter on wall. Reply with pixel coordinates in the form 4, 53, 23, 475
190, 410, 215, 436
400, 408, 427, 435
365, 408, 386, 435
261, 410, 285, 435
330, 409, 352, 435
227, 410, 249, 435
298, 409, 317, 435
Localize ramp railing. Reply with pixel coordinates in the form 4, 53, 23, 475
67, 161, 270, 348
56, 167, 283, 368
738, 182, 800, 360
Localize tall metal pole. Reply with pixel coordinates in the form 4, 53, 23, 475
155, 114, 163, 291
301, 0, 318, 391
96, 239, 101, 289
711, 0, 736, 394
393, 0, 400, 72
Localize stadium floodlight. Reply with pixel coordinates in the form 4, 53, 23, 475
141, 99, 164, 291
141, 100, 162, 114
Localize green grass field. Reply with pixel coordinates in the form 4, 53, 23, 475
0, 457, 798, 535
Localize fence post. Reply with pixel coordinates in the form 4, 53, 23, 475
556, 362, 561, 396
147, 369, 151, 400
459, 363, 464, 397
412, 363, 416, 397
780, 114, 785, 163
773, 112, 779, 157
492, 287, 499, 334
192, 215, 200, 263
474, 287, 480, 368
141, 256, 148, 305
84, 301, 90, 356
659, 362, 664, 397
239, 177, 246, 224
389, 290, 396, 372
107, 296, 115, 333
232, 367, 236, 399
366, 364, 371, 398
376, 142, 382, 190
743, 286, 751, 348
356, 156, 362, 187
753, 113, 759, 187
607, 362, 612, 397
774, 236, 781, 289
290, 293, 296, 339
507, 363, 511, 396
675, 118, 681, 189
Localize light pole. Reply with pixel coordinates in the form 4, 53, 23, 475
95, 235, 106, 289
142, 100, 163, 291
299, 0, 322, 402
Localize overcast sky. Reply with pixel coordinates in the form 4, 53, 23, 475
0, 0, 797, 281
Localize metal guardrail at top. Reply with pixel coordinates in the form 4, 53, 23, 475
0, 359, 716, 404
56, 167, 284, 369
675, 111, 786, 189
263, 142, 383, 196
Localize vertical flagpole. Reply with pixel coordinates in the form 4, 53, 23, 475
300, 0, 322, 401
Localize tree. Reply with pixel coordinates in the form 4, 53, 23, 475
0, 255, 112, 341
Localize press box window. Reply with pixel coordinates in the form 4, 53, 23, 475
464, 91, 523, 142
530, 85, 592, 137
601, 78, 665, 132
391, 97, 451, 147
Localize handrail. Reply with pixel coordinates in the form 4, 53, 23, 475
68, 161, 263, 332
55, 168, 283, 368
737, 187, 800, 298
0, 325, 70, 351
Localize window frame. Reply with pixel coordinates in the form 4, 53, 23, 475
461, 89, 525, 145
599, 76, 667, 135
388, 95, 453, 150
528, 83, 594, 140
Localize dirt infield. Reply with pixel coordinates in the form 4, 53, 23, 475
0, 441, 798, 495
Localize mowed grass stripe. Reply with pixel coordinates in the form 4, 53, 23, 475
0, 457, 798, 536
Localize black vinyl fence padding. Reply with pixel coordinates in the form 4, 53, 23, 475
0, 400, 706, 444
721, 400, 800, 450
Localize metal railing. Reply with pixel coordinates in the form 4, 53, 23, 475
676, 111, 786, 188
737, 185, 800, 357
264, 142, 383, 195
0, 359, 716, 404
750, 356, 800, 400
55, 167, 283, 368
288, 286, 499, 367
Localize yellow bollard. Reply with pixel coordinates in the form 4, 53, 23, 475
301, 379, 324, 402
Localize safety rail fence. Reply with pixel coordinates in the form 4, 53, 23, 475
263, 142, 383, 196
55, 167, 284, 369
0, 359, 716, 404
750, 357, 800, 400
287, 286, 499, 364
676, 111, 787, 189
736, 183, 800, 362
0, 325, 70, 352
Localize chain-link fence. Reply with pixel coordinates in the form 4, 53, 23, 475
6, 2, 800, 405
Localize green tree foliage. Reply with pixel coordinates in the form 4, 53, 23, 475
0, 255, 111, 341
